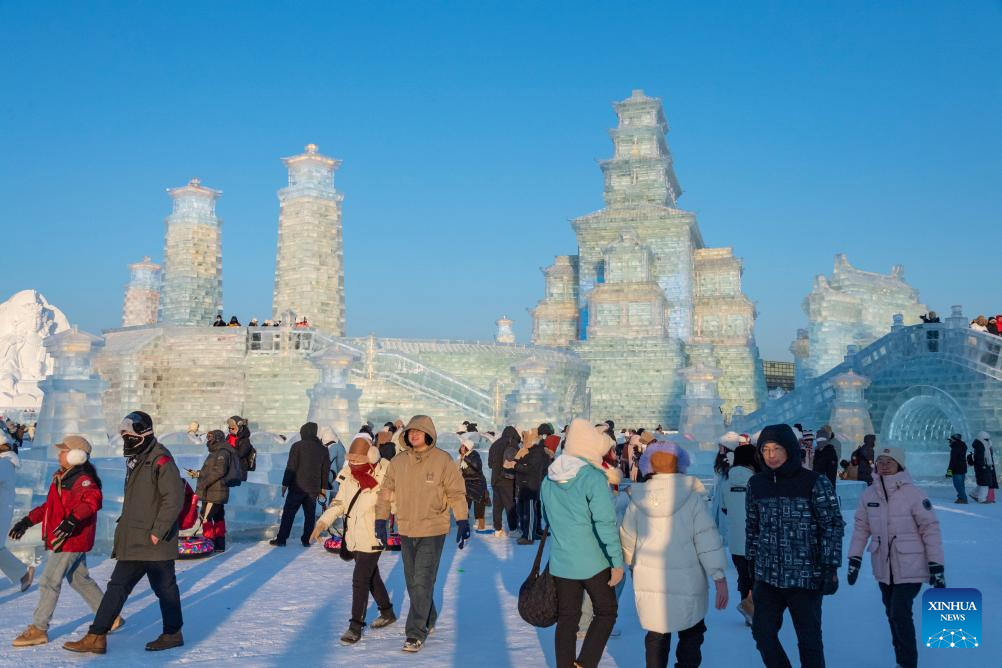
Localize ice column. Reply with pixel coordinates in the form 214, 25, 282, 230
505, 357, 557, 429
160, 178, 223, 325
272, 144, 345, 335
495, 316, 515, 344
677, 363, 725, 450
33, 327, 111, 457
828, 371, 874, 449
307, 347, 362, 441
121, 256, 162, 327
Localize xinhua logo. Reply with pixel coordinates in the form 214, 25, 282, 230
922, 588, 981, 649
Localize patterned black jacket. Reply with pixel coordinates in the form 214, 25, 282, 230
745, 451, 845, 590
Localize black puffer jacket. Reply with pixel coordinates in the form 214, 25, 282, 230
812, 441, 838, 486
515, 442, 550, 492
282, 422, 331, 496
460, 449, 487, 501
745, 425, 845, 590
488, 426, 521, 484
948, 436, 968, 475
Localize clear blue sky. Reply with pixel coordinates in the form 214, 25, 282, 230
2, 2, 1000, 360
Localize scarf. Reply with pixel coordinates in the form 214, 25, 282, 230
349, 462, 378, 490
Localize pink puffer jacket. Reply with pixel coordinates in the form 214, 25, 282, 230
848, 470, 944, 584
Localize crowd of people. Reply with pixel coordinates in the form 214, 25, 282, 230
211, 314, 312, 328
969, 313, 1002, 335
0, 408, 986, 667
0, 417, 34, 451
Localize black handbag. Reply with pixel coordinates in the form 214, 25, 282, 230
518, 528, 558, 627
337, 489, 364, 562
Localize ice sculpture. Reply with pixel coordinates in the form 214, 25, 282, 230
0, 290, 71, 412
530, 89, 768, 427
495, 316, 515, 344
505, 356, 558, 430
160, 178, 223, 325
307, 346, 362, 440
33, 327, 110, 455
272, 144, 345, 335
795, 254, 927, 380
677, 363, 726, 450
121, 256, 161, 327
828, 371, 874, 452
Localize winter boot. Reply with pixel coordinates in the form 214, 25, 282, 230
269, 538, 286, 546
63, 633, 107, 654
371, 608, 397, 629
213, 535, 226, 552
476, 517, 486, 532
20, 565, 35, 592
12, 625, 47, 647
402, 637, 424, 652
340, 621, 364, 644
145, 632, 184, 651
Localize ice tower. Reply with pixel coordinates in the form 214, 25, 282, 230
160, 178, 223, 326
121, 256, 161, 327
272, 144, 345, 334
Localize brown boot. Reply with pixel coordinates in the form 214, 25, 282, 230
145, 632, 184, 651
12, 625, 48, 647
63, 633, 107, 654
477, 518, 486, 532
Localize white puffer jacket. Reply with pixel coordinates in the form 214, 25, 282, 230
719, 465, 755, 556
317, 459, 388, 553
621, 473, 727, 634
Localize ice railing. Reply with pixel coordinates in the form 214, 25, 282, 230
735, 323, 1002, 433
246, 326, 319, 353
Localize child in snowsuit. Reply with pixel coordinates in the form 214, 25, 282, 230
10, 436, 122, 646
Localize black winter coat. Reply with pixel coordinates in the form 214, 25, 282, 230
948, 439, 968, 475
488, 426, 521, 484
514, 443, 550, 492
971, 439, 997, 487
113, 440, 184, 562
282, 423, 331, 496
812, 442, 838, 486
460, 450, 487, 501
851, 445, 875, 484
745, 443, 844, 590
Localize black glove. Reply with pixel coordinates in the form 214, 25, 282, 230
456, 519, 471, 550
8, 516, 32, 540
53, 516, 79, 540
929, 562, 946, 588
821, 567, 839, 595
847, 556, 862, 585
374, 520, 388, 548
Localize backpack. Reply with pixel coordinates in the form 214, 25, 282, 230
223, 448, 245, 487
240, 442, 257, 476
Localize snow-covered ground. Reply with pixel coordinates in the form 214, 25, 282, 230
1, 478, 997, 667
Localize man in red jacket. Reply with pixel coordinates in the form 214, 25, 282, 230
8, 436, 122, 646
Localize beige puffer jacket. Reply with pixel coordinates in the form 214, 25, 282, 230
317, 458, 389, 553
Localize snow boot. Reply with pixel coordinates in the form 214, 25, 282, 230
340, 621, 364, 644
63, 633, 106, 654
12, 625, 47, 647
402, 637, 424, 652
20, 565, 35, 592
371, 608, 397, 629
213, 535, 226, 552
145, 632, 184, 651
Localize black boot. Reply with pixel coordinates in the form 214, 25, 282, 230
371, 608, 397, 629
340, 621, 364, 644
213, 535, 226, 552
145, 632, 184, 651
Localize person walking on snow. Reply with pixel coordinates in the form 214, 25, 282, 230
947, 433, 969, 503
0, 432, 34, 593
540, 418, 624, 668
488, 426, 521, 536
64, 411, 185, 654
514, 430, 550, 545
10, 436, 123, 647
457, 435, 488, 533
719, 441, 760, 627
374, 415, 469, 653
186, 429, 237, 552
310, 436, 397, 644
271, 422, 330, 547
621, 439, 729, 668
846, 446, 944, 668
746, 424, 844, 668
970, 432, 998, 503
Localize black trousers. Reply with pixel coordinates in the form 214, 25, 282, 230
751, 580, 824, 668
518, 487, 541, 540
467, 496, 486, 520
90, 560, 182, 635
351, 551, 392, 626
554, 569, 618, 668
645, 620, 707, 668
276, 488, 317, 543
732, 554, 752, 599
491, 480, 517, 531
879, 581, 921, 668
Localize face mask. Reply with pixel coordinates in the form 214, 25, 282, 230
122, 433, 147, 456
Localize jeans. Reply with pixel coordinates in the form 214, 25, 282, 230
351, 551, 392, 625
90, 560, 183, 635
491, 480, 517, 531
751, 580, 824, 668
554, 569, 618, 668
276, 488, 318, 543
952, 474, 968, 501
400, 534, 446, 642
32, 551, 104, 631
879, 581, 921, 668
518, 487, 541, 540
645, 620, 707, 668
732, 554, 752, 599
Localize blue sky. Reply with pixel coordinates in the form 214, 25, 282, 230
1, 2, 1000, 359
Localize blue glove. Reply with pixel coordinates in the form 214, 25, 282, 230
456, 519, 470, 550
375, 520, 388, 548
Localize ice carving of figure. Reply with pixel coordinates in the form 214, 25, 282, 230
0, 290, 71, 407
